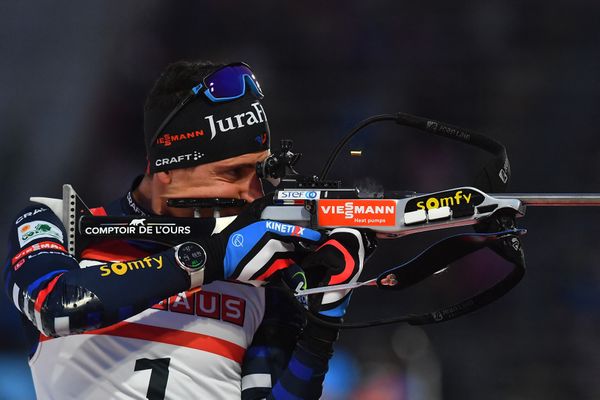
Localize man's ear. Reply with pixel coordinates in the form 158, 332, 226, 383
155, 171, 172, 185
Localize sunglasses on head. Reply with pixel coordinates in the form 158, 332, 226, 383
193, 62, 263, 102
151, 62, 264, 145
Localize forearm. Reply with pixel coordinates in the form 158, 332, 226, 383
265, 318, 339, 400
6, 244, 191, 337
242, 285, 340, 400
4, 206, 197, 336
41, 249, 191, 336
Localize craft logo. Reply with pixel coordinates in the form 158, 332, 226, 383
405, 188, 485, 212
126, 192, 147, 216
83, 218, 191, 236
155, 151, 205, 168
204, 101, 266, 140
100, 256, 164, 277
17, 221, 63, 247
15, 207, 47, 225
156, 130, 205, 147
318, 200, 397, 227
12, 241, 66, 265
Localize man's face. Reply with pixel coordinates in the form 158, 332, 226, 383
158, 150, 269, 217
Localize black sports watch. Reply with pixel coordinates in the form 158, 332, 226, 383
174, 242, 207, 288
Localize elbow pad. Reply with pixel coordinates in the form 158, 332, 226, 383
39, 277, 104, 337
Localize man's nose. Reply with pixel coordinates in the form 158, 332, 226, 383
240, 175, 265, 203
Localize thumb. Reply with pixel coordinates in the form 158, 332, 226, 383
281, 263, 309, 309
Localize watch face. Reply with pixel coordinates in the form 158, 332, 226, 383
177, 242, 206, 270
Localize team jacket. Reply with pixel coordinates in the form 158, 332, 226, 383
3, 178, 335, 400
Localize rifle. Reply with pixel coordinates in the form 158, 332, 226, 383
29, 112, 600, 327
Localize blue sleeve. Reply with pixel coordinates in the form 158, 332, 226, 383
2, 205, 191, 337
241, 285, 339, 400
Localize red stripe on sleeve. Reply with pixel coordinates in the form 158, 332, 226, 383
81, 241, 150, 262
34, 273, 64, 312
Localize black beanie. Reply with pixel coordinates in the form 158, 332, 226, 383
144, 93, 270, 172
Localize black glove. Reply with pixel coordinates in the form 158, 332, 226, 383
301, 228, 376, 318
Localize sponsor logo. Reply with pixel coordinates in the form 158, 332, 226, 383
498, 157, 510, 184
318, 200, 397, 227
15, 207, 47, 225
416, 190, 472, 210
156, 130, 205, 147
126, 192, 147, 216
17, 221, 63, 247
265, 221, 306, 236
499, 168, 508, 183
255, 133, 268, 145
152, 290, 246, 326
11, 241, 67, 264
155, 151, 205, 168
425, 121, 470, 141
83, 222, 191, 236
431, 300, 474, 321
99, 256, 164, 277
13, 259, 25, 271
27, 250, 72, 261
231, 234, 244, 248
405, 189, 484, 212
277, 190, 319, 200
204, 101, 266, 140
511, 237, 521, 251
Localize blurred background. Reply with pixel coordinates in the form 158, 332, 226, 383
2, 1, 600, 399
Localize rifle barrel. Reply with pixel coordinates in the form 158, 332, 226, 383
493, 194, 600, 206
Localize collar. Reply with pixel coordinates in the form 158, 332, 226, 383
120, 175, 153, 216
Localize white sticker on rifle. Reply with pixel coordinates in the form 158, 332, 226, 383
277, 191, 320, 200
17, 220, 63, 247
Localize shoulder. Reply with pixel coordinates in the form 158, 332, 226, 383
9, 205, 66, 248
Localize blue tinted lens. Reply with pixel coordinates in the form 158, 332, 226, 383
204, 64, 263, 100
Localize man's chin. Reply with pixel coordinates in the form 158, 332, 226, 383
215, 207, 244, 218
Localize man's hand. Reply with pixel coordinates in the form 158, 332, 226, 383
197, 196, 323, 286
301, 228, 375, 318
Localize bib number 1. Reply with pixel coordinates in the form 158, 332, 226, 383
134, 358, 171, 400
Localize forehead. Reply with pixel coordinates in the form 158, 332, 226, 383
210, 150, 269, 168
